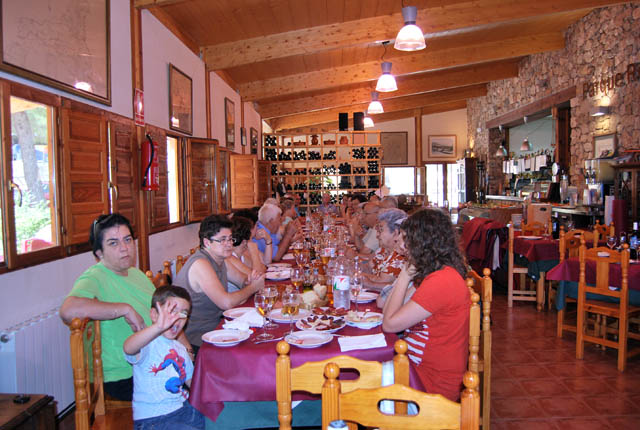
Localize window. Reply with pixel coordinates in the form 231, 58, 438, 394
167, 136, 180, 223
424, 163, 460, 208
383, 167, 416, 195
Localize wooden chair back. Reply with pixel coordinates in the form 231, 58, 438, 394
276, 339, 410, 430
466, 269, 492, 429
507, 224, 538, 308
558, 227, 597, 260
322, 362, 480, 430
145, 261, 171, 288
521, 220, 549, 236
594, 220, 615, 240
69, 318, 131, 430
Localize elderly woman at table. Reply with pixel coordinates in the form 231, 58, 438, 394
253, 203, 299, 262
174, 215, 264, 353
226, 216, 267, 292
382, 208, 470, 402
362, 208, 407, 292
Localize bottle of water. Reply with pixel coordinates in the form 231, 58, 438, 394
328, 420, 348, 430
332, 250, 351, 310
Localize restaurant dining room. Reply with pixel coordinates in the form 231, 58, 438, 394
1, 1, 640, 429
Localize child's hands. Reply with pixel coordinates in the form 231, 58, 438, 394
153, 301, 185, 333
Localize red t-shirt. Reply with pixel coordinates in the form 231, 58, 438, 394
405, 266, 470, 401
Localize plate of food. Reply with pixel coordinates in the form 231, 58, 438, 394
202, 329, 251, 347
296, 314, 345, 333
222, 307, 255, 319
519, 236, 542, 240
345, 311, 383, 329
267, 263, 292, 271
351, 291, 378, 303
312, 306, 349, 317
284, 331, 333, 348
266, 269, 291, 280
269, 307, 311, 323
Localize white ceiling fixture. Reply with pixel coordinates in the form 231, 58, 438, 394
367, 91, 384, 114
394, 6, 426, 51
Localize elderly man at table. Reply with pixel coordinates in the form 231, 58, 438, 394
60, 213, 170, 401
350, 202, 381, 255
174, 215, 265, 354
316, 192, 340, 216
253, 203, 299, 262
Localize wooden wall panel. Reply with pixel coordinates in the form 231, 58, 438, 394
230, 154, 257, 209
109, 120, 139, 235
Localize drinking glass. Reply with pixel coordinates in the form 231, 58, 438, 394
254, 292, 274, 341
351, 275, 363, 313
566, 220, 575, 231
263, 286, 279, 329
291, 267, 304, 292
607, 236, 617, 250
282, 291, 301, 334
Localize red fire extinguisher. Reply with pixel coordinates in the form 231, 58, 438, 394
142, 134, 159, 191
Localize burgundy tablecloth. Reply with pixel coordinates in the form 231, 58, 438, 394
546, 258, 640, 292
513, 237, 559, 262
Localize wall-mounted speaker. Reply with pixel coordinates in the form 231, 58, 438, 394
353, 112, 364, 131
339, 112, 348, 131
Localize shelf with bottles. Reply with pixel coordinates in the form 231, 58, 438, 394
263, 132, 381, 161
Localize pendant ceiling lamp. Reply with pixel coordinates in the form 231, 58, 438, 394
367, 91, 384, 114
394, 6, 426, 51
364, 116, 375, 128
520, 116, 532, 151
495, 141, 508, 157
376, 42, 398, 92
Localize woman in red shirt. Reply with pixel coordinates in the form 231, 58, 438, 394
382, 208, 470, 402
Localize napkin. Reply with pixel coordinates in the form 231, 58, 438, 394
282, 253, 295, 260
224, 309, 264, 328
338, 333, 387, 352
222, 320, 251, 330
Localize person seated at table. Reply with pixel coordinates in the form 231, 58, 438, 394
281, 198, 299, 228
363, 208, 407, 292
382, 208, 470, 402
253, 203, 299, 262
380, 195, 398, 209
60, 213, 165, 401
124, 286, 204, 430
174, 215, 264, 354
316, 192, 340, 216
368, 192, 381, 203
349, 202, 381, 255
227, 216, 266, 292
283, 193, 302, 217
229, 211, 270, 268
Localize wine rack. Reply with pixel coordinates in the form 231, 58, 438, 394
263, 131, 382, 211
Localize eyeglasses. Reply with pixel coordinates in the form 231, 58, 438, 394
209, 236, 234, 244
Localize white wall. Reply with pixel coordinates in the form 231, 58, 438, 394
421, 108, 468, 162
243, 101, 262, 154
210, 72, 242, 152
142, 11, 206, 137
148, 224, 200, 274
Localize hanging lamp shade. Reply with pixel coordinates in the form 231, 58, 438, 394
376, 62, 398, 92
394, 6, 426, 51
495, 143, 508, 157
520, 137, 531, 151
364, 116, 375, 128
367, 91, 384, 114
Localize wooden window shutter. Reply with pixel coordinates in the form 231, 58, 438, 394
216, 147, 230, 213
146, 126, 169, 229
108, 119, 139, 235
60, 108, 109, 246
186, 138, 216, 222
230, 154, 258, 209
257, 160, 271, 204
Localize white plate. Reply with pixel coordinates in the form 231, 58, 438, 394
282, 253, 295, 260
222, 307, 255, 319
285, 331, 333, 348
266, 269, 291, 280
269, 307, 311, 323
519, 236, 542, 240
202, 329, 251, 347
267, 263, 292, 271
345, 311, 383, 329
296, 315, 346, 333
351, 291, 378, 303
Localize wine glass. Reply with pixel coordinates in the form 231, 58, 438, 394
254, 292, 274, 341
351, 275, 363, 313
607, 236, 617, 250
566, 220, 575, 232
263, 286, 279, 330
282, 290, 301, 335
291, 267, 304, 292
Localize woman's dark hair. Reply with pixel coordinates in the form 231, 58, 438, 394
232, 208, 258, 224
351, 194, 367, 203
231, 216, 253, 246
401, 208, 467, 283
89, 213, 134, 258
152, 285, 192, 309
199, 214, 233, 248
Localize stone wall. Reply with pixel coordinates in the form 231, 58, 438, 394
467, 4, 640, 194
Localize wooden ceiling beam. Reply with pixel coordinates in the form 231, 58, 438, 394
134, 0, 191, 8
271, 85, 485, 131
259, 59, 519, 119
201, 0, 625, 70
147, 7, 200, 56
239, 32, 563, 101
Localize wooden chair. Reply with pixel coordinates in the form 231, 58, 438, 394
507, 224, 540, 308
145, 261, 171, 288
466, 269, 492, 429
576, 241, 640, 371
322, 362, 480, 430
276, 339, 410, 430
594, 220, 615, 242
521, 220, 550, 236
69, 318, 132, 430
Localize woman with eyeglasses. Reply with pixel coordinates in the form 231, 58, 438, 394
60, 213, 159, 401
173, 214, 265, 354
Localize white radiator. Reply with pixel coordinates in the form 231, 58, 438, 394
0, 309, 74, 413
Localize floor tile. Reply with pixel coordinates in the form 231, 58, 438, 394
561, 377, 617, 395
537, 396, 596, 417
491, 419, 559, 430
606, 415, 640, 430
528, 349, 577, 363
520, 379, 571, 397
506, 363, 554, 379
552, 417, 614, 429
491, 398, 546, 419
491, 379, 527, 398
582, 394, 638, 415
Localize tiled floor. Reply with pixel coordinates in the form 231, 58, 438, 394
490, 294, 640, 429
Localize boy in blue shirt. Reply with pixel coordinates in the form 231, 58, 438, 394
124, 286, 204, 430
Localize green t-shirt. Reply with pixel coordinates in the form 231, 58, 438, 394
68, 262, 154, 382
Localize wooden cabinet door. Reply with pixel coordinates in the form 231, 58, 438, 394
257, 160, 271, 204
216, 147, 230, 213
60, 108, 108, 245
108, 120, 139, 234
186, 138, 216, 221
230, 154, 258, 209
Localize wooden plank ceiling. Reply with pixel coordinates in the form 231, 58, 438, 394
135, 0, 628, 132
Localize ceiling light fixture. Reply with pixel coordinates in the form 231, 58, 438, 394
591, 106, 610, 116
367, 91, 384, 114
495, 140, 508, 157
394, 6, 426, 51
376, 42, 398, 92
520, 116, 531, 151
364, 116, 375, 128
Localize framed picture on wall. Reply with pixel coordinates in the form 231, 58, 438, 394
593, 132, 616, 158
426, 135, 457, 162
225, 97, 235, 149
168, 64, 193, 135
250, 127, 258, 155
380, 132, 408, 165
